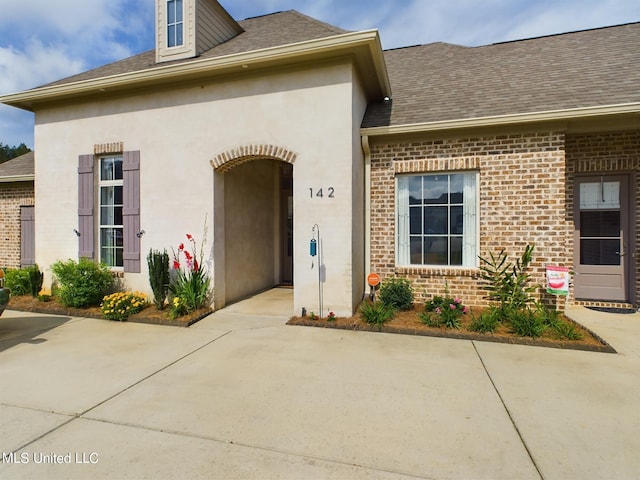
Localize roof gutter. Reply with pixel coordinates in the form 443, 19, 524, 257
0, 29, 391, 111
0, 175, 34, 183
361, 102, 640, 137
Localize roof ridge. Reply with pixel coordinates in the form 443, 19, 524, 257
287, 10, 350, 35
490, 21, 640, 46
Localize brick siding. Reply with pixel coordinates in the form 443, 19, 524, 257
370, 131, 572, 307
566, 130, 640, 305
0, 182, 35, 269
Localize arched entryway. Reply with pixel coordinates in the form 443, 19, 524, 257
211, 145, 296, 309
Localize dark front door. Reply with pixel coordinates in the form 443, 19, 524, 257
280, 164, 293, 285
574, 174, 630, 301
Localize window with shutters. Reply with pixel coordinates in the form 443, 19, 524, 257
99, 156, 124, 268
78, 151, 141, 273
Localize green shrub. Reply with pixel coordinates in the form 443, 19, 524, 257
469, 308, 501, 333
51, 258, 114, 308
359, 300, 396, 330
4, 265, 45, 297
26, 265, 44, 297
147, 249, 170, 310
4, 268, 31, 296
379, 277, 413, 311
101, 291, 148, 321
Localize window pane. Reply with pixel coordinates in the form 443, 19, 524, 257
409, 206, 422, 235
423, 176, 448, 204
168, 0, 176, 23
176, 0, 183, 22
580, 211, 620, 237
176, 24, 183, 46
100, 228, 124, 267
168, 25, 176, 47
408, 176, 422, 205
100, 157, 122, 181
580, 239, 620, 266
450, 174, 464, 204
424, 237, 447, 265
450, 206, 463, 234
424, 206, 447, 234
410, 236, 422, 264
450, 237, 463, 265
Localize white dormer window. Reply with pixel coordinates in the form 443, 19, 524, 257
167, 0, 184, 48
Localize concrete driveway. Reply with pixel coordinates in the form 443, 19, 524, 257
0, 291, 638, 479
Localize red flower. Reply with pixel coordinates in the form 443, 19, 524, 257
194, 260, 199, 272
178, 243, 184, 251
173, 260, 180, 270
186, 234, 193, 240
184, 250, 193, 261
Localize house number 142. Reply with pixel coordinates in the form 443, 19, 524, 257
309, 187, 335, 198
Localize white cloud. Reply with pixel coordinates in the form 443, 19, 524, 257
0, 39, 85, 93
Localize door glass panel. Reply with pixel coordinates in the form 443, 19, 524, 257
580, 211, 620, 237
579, 182, 620, 209
580, 239, 620, 266
579, 180, 621, 267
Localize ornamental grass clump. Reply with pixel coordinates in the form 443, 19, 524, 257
169, 228, 212, 318
359, 300, 396, 330
101, 291, 147, 321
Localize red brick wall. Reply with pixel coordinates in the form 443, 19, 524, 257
369, 131, 571, 307
0, 182, 35, 269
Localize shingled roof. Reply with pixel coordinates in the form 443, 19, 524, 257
363, 22, 640, 128
0, 151, 34, 181
44, 10, 349, 88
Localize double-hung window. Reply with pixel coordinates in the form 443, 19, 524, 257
397, 172, 478, 267
167, 0, 184, 48
99, 156, 124, 268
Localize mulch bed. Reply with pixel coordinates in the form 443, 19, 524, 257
287, 305, 616, 354
6, 295, 212, 327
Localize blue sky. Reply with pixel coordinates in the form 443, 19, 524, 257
1, 0, 638, 149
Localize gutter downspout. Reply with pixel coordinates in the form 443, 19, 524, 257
361, 135, 371, 284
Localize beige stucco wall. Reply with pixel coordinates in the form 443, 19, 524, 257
33, 60, 367, 316
223, 160, 277, 303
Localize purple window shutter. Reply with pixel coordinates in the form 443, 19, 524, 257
20, 205, 36, 267
78, 154, 95, 259
123, 151, 141, 273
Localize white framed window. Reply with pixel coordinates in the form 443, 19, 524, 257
397, 172, 478, 267
167, 0, 184, 48
99, 156, 124, 268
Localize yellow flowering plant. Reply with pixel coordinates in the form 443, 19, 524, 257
101, 291, 148, 321
168, 296, 188, 320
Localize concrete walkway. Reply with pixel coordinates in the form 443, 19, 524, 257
0, 291, 638, 479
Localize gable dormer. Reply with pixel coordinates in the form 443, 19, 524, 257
156, 0, 243, 63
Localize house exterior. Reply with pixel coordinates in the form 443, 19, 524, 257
0, 151, 35, 269
1, 0, 638, 315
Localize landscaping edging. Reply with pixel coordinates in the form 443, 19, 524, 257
6, 297, 212, 328
286, 318, 617, 354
